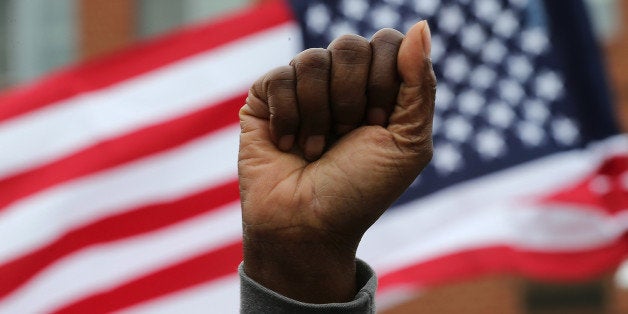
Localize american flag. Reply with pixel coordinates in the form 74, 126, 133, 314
0, 0, 626, 312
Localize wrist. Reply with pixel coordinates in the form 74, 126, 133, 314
242, 229, 359, 303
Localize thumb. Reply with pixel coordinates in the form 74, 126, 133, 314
398, 20, 432, 86
387, 21, 436, 157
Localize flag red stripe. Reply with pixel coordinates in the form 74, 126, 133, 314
378, 238, 628, 292
0, 0, 291, 123
0, 180, 239, 300
542, 155, 628, 215
43, 239, 628, 313
0, 94, 244, 211
50, 242, 243, 314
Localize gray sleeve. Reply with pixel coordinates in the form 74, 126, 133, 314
239, 259, 377, 314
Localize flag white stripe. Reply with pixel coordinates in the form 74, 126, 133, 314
0, 23, 299, 179
0, 125, 240, 263
119, 275, 240, 314
0, 202, 242, 314
359, 135, 628, 274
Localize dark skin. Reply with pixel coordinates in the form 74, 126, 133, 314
238, 21, 436, 303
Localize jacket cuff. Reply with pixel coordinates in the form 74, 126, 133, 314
239, 259, 377, 314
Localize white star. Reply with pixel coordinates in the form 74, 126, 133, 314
413, 0, 440, 17
439, 5, 465, 34
444, 116, 473, 142
458, 89, 485, 116
535, 71, 564, 101
371, 4, 401, 29
517, 121, 546, 146
329, 20, 358, 40
306, 4, 331, 35
476, 129, 506, 159
474, 0, 501, 22
482, 38, 508, 64
486, 101, 515, 129
341, 0, 369, 21
461, 23, 487, 53
522, 99, 550, 125
493, 10, 519, 38
507, 55, 533, 82
435, 83, 454, 111
499, 79, 525, 105
444, 54, 470, 83
434, 143, 464, 175
521, 28, 549, 55
551, 117, 580, 146
470, 65, 497, 90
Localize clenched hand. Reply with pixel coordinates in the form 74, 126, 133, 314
238, 21, 435, 303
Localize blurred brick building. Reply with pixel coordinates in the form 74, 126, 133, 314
0, 0, 626, 313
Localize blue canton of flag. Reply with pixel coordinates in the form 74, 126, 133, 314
289, 0, 615, 200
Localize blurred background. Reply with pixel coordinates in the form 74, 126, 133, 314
0, 0, 627, 313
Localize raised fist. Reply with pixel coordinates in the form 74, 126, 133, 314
238, 21, 435, 303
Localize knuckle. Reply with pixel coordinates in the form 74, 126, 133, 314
268, 65, 295, 81
265, 66, 295, 91
268, 79, 293, 92
293, 48, 330, 71
250, 74, 267, 100
397, 133, 434, 162
330, 34, 370, 50
370, 28, 404, 52
329, 35, 371, 64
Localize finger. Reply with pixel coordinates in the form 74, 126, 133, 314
367, 28, 403, 126
327, 35, 371, 134
239, 70, 288, 169
291, 48, 331, 161
246, 66, 299, 152
267, 66, 298, 151
388, 21, 436, 161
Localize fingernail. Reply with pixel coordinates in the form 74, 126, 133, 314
278, 135, 294, 151
421, 20, 431, 58
367, 108, 387, 126
336, 124, 353, 134
304, 135, 325, 160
